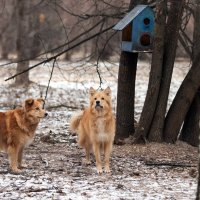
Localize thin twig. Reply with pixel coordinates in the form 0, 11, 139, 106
145, 160, 196, 167
46, 104, 81, 110
96, 30, 117, 89
43, 58, 56, 108
95, 20, 106, 90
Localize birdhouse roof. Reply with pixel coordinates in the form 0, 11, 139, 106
113, 5, 149, 30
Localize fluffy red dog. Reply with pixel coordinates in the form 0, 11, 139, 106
0, 98, 47, 173
70, 87, 115, 173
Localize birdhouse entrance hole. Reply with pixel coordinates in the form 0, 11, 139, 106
122, 23, 132, 42
143, 18, 150, 25
140, 33, 150, 46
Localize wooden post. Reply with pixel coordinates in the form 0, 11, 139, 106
115, 51, 138, 142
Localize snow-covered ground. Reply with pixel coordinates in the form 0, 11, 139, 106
0, 59, 197, 199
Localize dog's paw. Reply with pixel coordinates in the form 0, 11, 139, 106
83, 159, 91, 165
86, 161, 92, 165
97, 167, 103, 174
19, 163, 28, 169
104, 165, 111, 173
10, 168, 22, 174
104, 168, 111, 173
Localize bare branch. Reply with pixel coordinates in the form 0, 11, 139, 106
0, 18, 105, 67
5, 24, 115, 81
145, 160, 196, 167
178, 34, 192, 59
180, 28, 193, 45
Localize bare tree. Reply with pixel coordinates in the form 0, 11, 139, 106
148, 0, 185, 142
180, 91, 200, 147
197, 137, 200, 199
180, 1, 200, 147
160, 1, 200, 146
134, 0, 167, 142
0, 0, 17, 59
15, 0, 31, 85
163, 53, 200, 142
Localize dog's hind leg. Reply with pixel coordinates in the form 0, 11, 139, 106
18, 146, 26, 169
85, 145, 91, 164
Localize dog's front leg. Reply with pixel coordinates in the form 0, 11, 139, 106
85, 145, 91, 164
7, 145, 22, 173
93, 142, 102, 174
104, 142, 113, 173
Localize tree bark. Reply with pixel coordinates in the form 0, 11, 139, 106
16, 0, 30, 85
197, 135, 200, 200
180, 90, 200, 147
148, 0, 185, 141
163, 54, 200, 143
134, 0, 167, 142
180, 2, 200, 147
115, 52, 138, 141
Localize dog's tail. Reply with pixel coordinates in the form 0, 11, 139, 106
69, 111, 83, 133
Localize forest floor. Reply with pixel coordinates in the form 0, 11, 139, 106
0, 59, 198, 199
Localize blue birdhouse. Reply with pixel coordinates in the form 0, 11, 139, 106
113, 5, 155, 52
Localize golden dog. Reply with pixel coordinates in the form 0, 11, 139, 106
70, 87, 115, 173
0, 98, 47, 173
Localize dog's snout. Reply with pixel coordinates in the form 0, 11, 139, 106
96, 101, 100, 105
44, 113, 48, 117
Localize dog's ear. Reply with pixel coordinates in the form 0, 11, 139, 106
37, 98, 45, 108
37, 98, 45, 104
89, 87, 96, 96
104, 87, 111, 96
25, 98, 34, 108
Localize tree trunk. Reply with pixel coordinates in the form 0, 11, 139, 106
148, 0, 185, 141
115, 52, 138, 141
134, 0, 167, 143
16, 0, 30, 85
180, 2, 200, 147
0, 1, 17, 60
180, 90, 200, 146
1, 35, 9, 59
115, 0, 144, 142
197, 136, 200, 200
163, 54, 200, 143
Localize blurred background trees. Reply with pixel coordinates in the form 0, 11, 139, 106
0, 0, 128, 61
0, 0, 194, 62
16, 0, 31, 85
